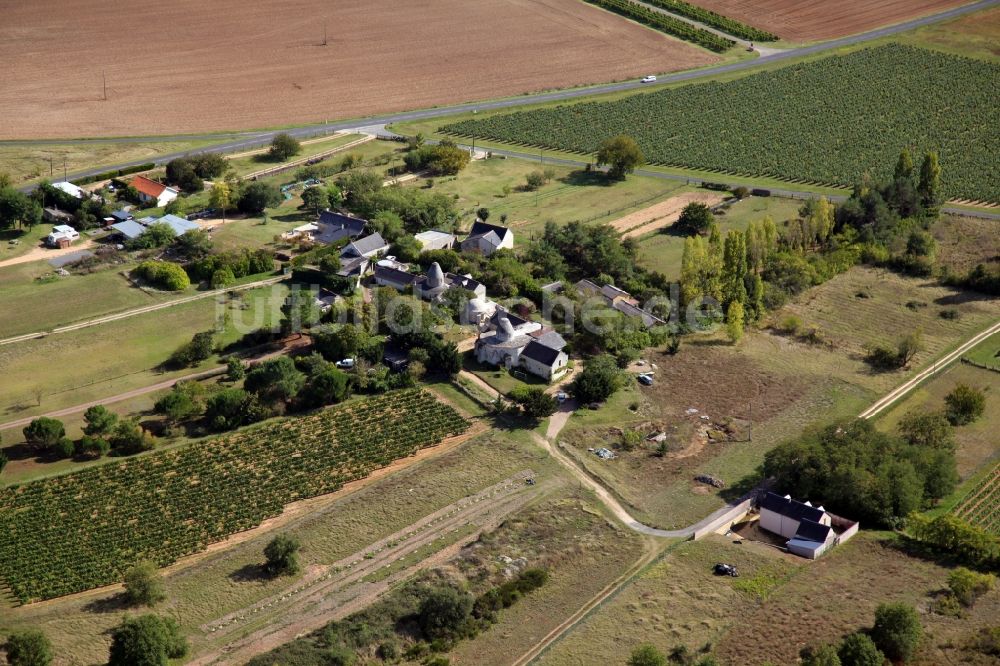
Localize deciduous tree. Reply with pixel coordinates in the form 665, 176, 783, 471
596, 135, 644, 180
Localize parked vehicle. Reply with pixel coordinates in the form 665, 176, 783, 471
556, 391, 569, 403
637, 373, 654, 386
641, 75, 657, 83
713, 563, 739, 577
336, 358, 356, 369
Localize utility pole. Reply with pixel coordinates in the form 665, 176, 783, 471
323, 25, 328, 46
748, 402, 752, 442
47, 157, 53, 178
102, 70, 107, 101
63, 157, 67, 182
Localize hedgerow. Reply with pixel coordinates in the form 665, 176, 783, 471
644, 0, 777, 41
0, 389, 468, 603
583, 0, 734, 52
442, 45, 1000, 202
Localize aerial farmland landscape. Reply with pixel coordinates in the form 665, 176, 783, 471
0, 1, 998, 665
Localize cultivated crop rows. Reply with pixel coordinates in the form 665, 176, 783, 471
644, 0, 777, 41
953, 464, 1000, 536
584, 0, 735, 52
443, 45, 1000, 202
0, 390, 468, 603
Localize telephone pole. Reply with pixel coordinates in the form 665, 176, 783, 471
102, 70, 107, 101
323, 25, 328, 46
748, 402, 752, 442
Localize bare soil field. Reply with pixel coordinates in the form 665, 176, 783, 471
0, 0, 718, 139
692, 0, 970, 42
610, 191, 726, 238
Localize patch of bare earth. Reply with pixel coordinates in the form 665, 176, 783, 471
0, 0, 718, 139
692, 0, 970, 41
610, 192, 726, 238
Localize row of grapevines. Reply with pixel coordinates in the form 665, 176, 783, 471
0, 389, 468, 603
441, 45, 1000, 203
644, 0, 777, 41
584, 0, 734, 52
953, 464, 1000, 536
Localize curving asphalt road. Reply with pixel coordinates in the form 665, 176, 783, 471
10, 0, 998, 192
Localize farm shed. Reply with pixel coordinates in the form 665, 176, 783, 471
759, 492, 858, 559
414, 230, 456, 251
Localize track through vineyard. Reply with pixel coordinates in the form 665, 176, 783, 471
952, 463, 1000, 536
0, 389, 468, 603
442, 44, 1000, 203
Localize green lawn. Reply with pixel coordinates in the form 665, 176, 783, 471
410, 156, 687, 236
637, 196, 803, 278
464, 352, 548, 395
0, 261, 180, 339
0, 225, 52, 262
0, 282, 288, 421
963, 330, 1000, 368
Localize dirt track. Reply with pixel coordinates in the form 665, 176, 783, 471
611, 192, 726, 238
0, 0, 716, 139
693, 0, 970, 41
189, 471, 539, 665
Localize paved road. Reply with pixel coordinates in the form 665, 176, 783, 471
11, 0, 997, 190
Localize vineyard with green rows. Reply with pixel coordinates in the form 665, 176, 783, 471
952, 464, 1000, 536
644, 0, 777, 41
583, 0, 734, 52
442, 45, 1000, 202
0, 389, 468, 603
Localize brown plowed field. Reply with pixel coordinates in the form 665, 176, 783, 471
693, 0, 970, 41
0, 0, 718, 139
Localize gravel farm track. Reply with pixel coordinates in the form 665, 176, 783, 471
693, 0, 973, 41
0, 0, 718, 139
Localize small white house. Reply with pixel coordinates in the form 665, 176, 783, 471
46, 225, 80, 248
758, 492, 856, 560
460, 221, 513, 256
130, 175, 179, 207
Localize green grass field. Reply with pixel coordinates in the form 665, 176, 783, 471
638, 196, 802, 278
0, 261, 177, 339
407, 155, 687, 236
0, 282, 288, 421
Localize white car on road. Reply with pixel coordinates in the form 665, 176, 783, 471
641, 75, 657, 83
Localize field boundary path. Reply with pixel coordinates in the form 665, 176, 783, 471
188, 471, 542, 665
0, 274, 286, 348
240, 134, 375, 180
859, 318, 1000, 419
12, 0, 997, 193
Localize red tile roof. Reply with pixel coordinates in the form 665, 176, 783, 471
131, 175, 167, 198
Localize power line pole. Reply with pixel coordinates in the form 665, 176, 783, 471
102, 70, 107, 101
748, 402, 752, 442
323, 25, 328, 46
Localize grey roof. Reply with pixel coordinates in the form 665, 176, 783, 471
793, 519, 833, 543
446, 273, 483, 293
110, 220, 147, 240
466, 220, 511, 241
342, 232, 388, 258
316, 211, 367, 245
374, 263, 417, 287
337, 256, 369, 277
49, 250, 95, 268
761, 492, 826, 524
521, 340, 563, 367
155, 214, 199, 236
110, 210, 133, 222
531, 329, 566, 350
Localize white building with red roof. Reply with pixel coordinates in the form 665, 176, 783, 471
129, 175, 179, 207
